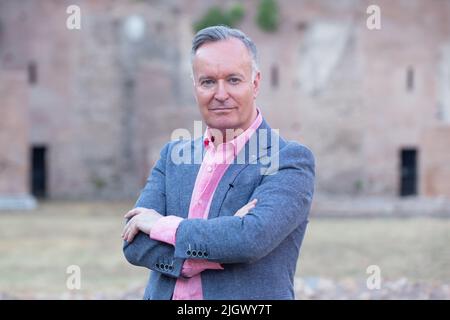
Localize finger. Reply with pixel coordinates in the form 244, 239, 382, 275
122, 220, 131, 236
242, 203, 256, 211
245, 199, 258, 210
122, 218, 134, 239
127, 226, 139, 243
243, 199, 257, 209
122, 224, 131, 240
124, 208, 140, 218
124, 209, 136, 219
237, 212, 248, 218
238, 200, 255, 211
122, 227, 128, 240
124, 222, 133, 241
236, 209, 248, 217
237, 205, 256, 218
247, 201, 257, 208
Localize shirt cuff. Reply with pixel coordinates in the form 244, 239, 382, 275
181, 259, 224, 278
149, 215, 184, 246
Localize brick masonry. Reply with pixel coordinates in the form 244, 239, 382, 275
0, 0, 449, 200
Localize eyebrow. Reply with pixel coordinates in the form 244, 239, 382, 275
227, 73, 245, 78
197, 73, 245, 82
198, 76, 212, 82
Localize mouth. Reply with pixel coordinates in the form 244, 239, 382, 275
208, 107, 236, 112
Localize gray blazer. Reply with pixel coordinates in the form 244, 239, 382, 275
123, 119, 315, 300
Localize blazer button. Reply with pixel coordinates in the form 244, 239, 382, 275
169, 265, 173, 271
186, 250, 191, 256
164, 264, 169, 270
203, 252, 208, 257
155, 263, 160, 269
192, 251, 197, 257
197, 251, 203, 257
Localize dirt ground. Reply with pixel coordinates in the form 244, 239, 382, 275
0, 201, 448, 299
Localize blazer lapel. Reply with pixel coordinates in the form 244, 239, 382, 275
207, 163, 247, 219
207, 119, 273, 219
178, 139, 203, 218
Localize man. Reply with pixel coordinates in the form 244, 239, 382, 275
122, 26, 315, 300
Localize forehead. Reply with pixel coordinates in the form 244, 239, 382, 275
192, 38, 252, 76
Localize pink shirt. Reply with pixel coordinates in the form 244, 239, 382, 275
150, 108, 263, 300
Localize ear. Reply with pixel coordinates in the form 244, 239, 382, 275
252, 71, 261, 99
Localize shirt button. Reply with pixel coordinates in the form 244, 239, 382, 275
207, 166, 212, 173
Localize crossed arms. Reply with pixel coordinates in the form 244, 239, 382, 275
122, 141, 315, 278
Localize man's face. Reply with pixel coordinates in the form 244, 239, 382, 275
192, 38, 260, 134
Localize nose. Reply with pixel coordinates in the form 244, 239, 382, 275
214, 80, 229, 102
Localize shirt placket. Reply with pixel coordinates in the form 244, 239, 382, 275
191, 147, 217, 219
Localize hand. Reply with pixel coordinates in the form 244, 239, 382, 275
234, 199, 257, 218
122, 207, 163, 243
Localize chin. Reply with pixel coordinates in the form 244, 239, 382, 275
206, 117, 239, 131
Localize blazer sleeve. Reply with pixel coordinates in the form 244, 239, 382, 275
173, 142, 315, 264
122, 142, 185, 278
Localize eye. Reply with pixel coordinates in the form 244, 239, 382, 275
200, 79, 215, 87
228, 77, 241, 85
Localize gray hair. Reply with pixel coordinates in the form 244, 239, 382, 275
191, 25, 259, 79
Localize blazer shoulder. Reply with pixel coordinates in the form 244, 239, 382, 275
161, 138, 200, 166
279, 141, 315, 164
163, 139, 194, 154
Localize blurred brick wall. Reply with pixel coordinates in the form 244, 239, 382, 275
0, 0, 449, 199
0, 70, 29, 195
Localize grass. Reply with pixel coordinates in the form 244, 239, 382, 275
298, 217, 450, 282
0, 201, 148, 298
0, 201, 448, 298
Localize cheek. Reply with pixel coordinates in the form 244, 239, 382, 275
196, 90, 212, 106
232, 87, 254, 105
